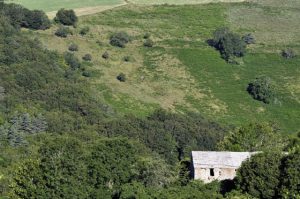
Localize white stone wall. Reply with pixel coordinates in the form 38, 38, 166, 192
194, 167, 237, 183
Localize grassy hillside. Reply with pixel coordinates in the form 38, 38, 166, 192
28, 0, 300, 133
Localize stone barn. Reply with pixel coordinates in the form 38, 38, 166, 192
191, 151, 256, 183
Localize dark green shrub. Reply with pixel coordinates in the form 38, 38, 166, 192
55, 9, 78, 26
117, 73, 126, 82
79, 26, 90, 36
110, 32, 130, 48
2, 4, 50, 30
82, 54, 92, 61
144, 32, 151, 39
144, 39, 154, 47
68, 43, 78, 51
96, 40, 104, 46
247, 76, 275, 104
102, 51, 109, 59
23, 10, 51, 30
82, 71, 91, 77
55, 26, 71, 38
64, 52, 81, 69
123, 56, 131, 62
282, 49, 296, 59
212, 27, 246, 61
242, 33, 255, 44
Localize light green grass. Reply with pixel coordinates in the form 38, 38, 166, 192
128, 0, 246, 5
30, 2, 300, 133
9, 0, 124, 12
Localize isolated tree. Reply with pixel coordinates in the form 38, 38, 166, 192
212, 27, 246, 61
55, 9, 78, 26
236, 151, 283, 199
247, 76, 275, 104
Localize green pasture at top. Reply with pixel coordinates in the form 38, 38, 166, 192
8, 0, 124, 12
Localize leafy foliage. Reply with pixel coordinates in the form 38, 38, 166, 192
218, 122, 286, 152
55, 26, 72, 37
144, 39, 154, 47
279, 150, 300, 198
212, 27, 246, 61
79, 26, 90, 36
100, 110, 227, 163
1, 3, 50, 30
102, 51, 109, 59
0, 14, 109, 136
110, 32, 130, 48
247, 76, 276, 104
242, 33, 255, 45
236, 151, 283, 199
68, 43, 79, 51
117, 73, 126, 82
9, 134, 174, 198
64, 52, 81, 69
82, 53, 92, 61
0, 113, 47, 147
282, 49, 296, 59
55, 9, 78, 26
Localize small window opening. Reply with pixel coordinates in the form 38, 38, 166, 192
210, 168, 215, 176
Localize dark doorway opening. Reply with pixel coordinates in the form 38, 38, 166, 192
210, 168, 215, 176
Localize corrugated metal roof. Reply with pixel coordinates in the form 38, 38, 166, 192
192, 151, 256, 168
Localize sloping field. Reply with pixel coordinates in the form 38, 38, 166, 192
128, 0, 247, 4
29, 1, 300, 133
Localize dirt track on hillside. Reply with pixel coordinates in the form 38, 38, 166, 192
47, 0, 248, 18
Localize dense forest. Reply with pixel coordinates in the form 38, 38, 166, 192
0, 2, 299, 199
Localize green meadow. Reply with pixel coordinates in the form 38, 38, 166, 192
28, 0, 300, 133
9, 0, 124, 12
